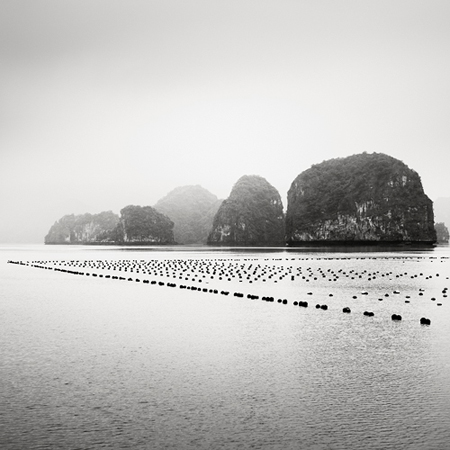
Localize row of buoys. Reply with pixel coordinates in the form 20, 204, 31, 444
9, 258, 446, 326
21, 261, 450, 304
22, 255, 450, 286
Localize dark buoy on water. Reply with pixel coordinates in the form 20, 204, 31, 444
420, 317, 431, 325
391, 314, 402, 321
342, 307, 351, 313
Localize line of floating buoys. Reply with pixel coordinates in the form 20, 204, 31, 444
9, 256, 447, 326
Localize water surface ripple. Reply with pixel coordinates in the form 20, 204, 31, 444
1, 245, 450, 449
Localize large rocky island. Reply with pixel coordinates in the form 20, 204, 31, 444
45, 205, 175, 245
208, 175, 285, 246
154, 185, 222, 244
285, 152, 436, 245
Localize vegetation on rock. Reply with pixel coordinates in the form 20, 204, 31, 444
208, 175, 284, 246
154, 185, 222, 244
435, 222, 449, 243
115, 205, 175, 244
45, 206, 174, 245
286, 152, 436, 244
45, 211, 119, 244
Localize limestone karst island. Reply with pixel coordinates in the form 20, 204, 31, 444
45, 152, 439, 246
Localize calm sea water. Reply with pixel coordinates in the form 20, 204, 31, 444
1, 244, 450, 449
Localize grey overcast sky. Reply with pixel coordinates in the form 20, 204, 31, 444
1, 0, 450, 242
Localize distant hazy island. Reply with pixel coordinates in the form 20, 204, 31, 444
45, 152, 442, 246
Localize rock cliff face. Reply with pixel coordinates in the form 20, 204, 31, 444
286, 152, 436, 245
154, 185, 222, 244
45, 206, 175, 245
208, 175, 285, 246
45, 211, 119, 244
115, 205, 175, 244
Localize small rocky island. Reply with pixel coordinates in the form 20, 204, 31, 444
285, 152, 436, 245
207, 175, 285, 246
114, 205, 175, 245
154, 185, 222, 244
45, 205, 175, 245
45, 211, 120, 244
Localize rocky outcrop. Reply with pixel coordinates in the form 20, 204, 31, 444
208, 175, 285, 246
154, 185, 222, 244
435, 223, 449, 243
286, 152, 436, 245
45, 206, 175, 245
45, 211, 119, 244
114, 205, 175, 244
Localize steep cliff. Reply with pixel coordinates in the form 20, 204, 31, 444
115, 205, 175, 244
286, 152, 436, 245
208, 175, 285, 246
154, 185, 222, 244
45, 211, 119, 244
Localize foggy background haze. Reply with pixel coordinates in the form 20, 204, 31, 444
1, 1, 450, 243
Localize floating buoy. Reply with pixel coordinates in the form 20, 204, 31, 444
420, 317, 431, 325
391, 314, 402, 321
342, 307, 351, 313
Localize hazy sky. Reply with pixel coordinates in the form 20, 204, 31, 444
1, 1, 450, 242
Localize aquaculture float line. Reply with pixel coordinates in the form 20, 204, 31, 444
7, 259, 439, 326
